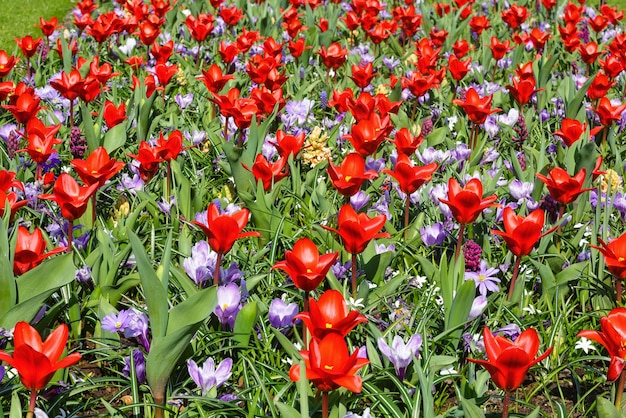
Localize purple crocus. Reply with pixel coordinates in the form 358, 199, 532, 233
123, 349, 146, 384
187, 357, 233, 396
420, 222, 446, 246
75, 265, 92, 283
214, 283, 241, 329
350, 191, 370, 211
464, 260, 501, 296
377, 334, 422, 381
467, 295, 488, 320
101, 310, 134, 334
268, 298, 299, 329
183, 241, 217, 285
175, 93, 193, 110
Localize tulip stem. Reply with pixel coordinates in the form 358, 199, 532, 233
26, 390, 37, 418
507, 256, 522, 301
404, 195, 410, 239
67, 220, 73, 253
91, 194, 97, 226
302, 292, 309, 348
455, 223, 465, 261
351, 253, 358, 298
617, 277, 623, 305
214, 252, 223, 286
502, 391, 510, 418
616, 369, 626, 410
322, 391, 329, 418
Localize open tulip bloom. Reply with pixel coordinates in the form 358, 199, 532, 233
0, 322, 81, 417
469, 327, 552, 417
591, 232, 626, 302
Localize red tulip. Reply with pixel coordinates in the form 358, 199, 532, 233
343, 113, 392, 157
128, 141, 164, 182
0, 322, 81, 392
578, 41, 604, 65
18, 118, 62, 165
529, 28, 551, 51
2, 90, 42, 124
37, 17, 59, 37
349, 62, 377, 89
469, 15, 490, 35
185, 13, 214, 42
218, 41, 239, 64
243, 154, 289, 191
587, 72, 615, 101
39, 173, 98, 221
15, 36, 42, 59
452, 39, 471, 58
591, 232, 626, 279
577, 307, 626, 381
327, 153, 378, 197
192, 202, 260, 255
236, 29, 260, 53
0, 169, 23, 192
536, 167, 591, 205
0, 189, 27, 220
318, 43, 347, 70
154, 63, 178, 88
88, 57, 120, 85
594, 97, 626, 127
272, 238, 338, 292
389, 128, 424, 156
295, 290, 367, 339
447, 54, 472, 81
0, 50, 18, 78
138, 21, 160, 46
197, 64, 234, 94
492, 208, 554, 258
13, 226, 65, 275
220, 5, 243, 26
150, 40, 174, 64
468, 327, 552, 391
50, 70, 86, 101
453, 88, 500, 125
439, 177, 498, 225
71, 146, 124, 189
154, 130, 184, 162
289, 332, 369, 393
103, 100, 127, 129
489, 37, 512, 61
288, 37, 311, 59
553, 118, 586, 147
322, 204, 390, 255
273, 130, 305, 159
382, 154, 438, 196
506, 78, 540, 107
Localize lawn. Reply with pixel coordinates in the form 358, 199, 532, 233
0, 0, 74, 52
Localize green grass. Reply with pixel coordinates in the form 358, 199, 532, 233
0, 0, 75, 52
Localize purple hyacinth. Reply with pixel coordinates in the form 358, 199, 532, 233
268, 298, 299, 329
463, 240, 482, 272
377, 334, 422, 381
75, 265, 92, 283
187, 357, 233, 396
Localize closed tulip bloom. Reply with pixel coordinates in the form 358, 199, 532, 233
289, 332, 369, 393
274, 130, 305, 159
327, 153, 378, 197
592, 232, 626, 279
553, 118, 586, 147
318, 42, 348, 70
389, 128, 423, 156
322, 204, 390, 255
536, 167, 591, 205
39, 173, 98, 221
439, 178, 499, 224
192, 202, 260, 255
577, 307, 626, 381
13, 226, 65, 275
0, 322, 81, 392
492, 208, 553, 257
103, 100, 127, 129
273, 238, 338, 292
382, 154, 438, 195
468, 327, 552, 391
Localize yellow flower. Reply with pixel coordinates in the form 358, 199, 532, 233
176, 68, 186, 86
599, 169, 623, 193
302, 127, 331, 167
375, 84, 390, 96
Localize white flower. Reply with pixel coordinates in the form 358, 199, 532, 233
575, 337, 596, 354
348, 297, 365, 309
447, 116, 458, 130
522, 304, 542, 315
440, 366, 457, 376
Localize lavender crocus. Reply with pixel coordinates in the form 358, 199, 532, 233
268, 298, 299, 329
350, 190, 370, 211
378, 334, 422, 381
214, 283, 241, 329
123, 349, 146, 384
183, 241, 218, 285
187, 357, 233, 396
420, 222, 446, 246
467, 295, 488, 320
175, 93, 193, 110
344, 408, 374, 418
101, 310, 134, 334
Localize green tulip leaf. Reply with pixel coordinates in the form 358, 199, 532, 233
233, 300, 258, 347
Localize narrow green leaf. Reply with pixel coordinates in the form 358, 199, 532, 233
0, 216, 15, 318
128, 230, 169, 339
275, 402, 300, 418
167, 286, 217, 334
